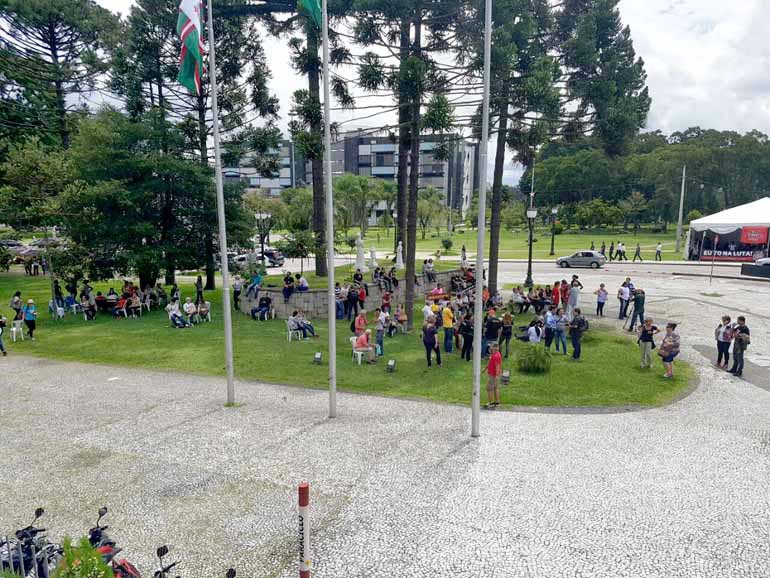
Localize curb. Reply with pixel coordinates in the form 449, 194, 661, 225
671, 272, 770, 283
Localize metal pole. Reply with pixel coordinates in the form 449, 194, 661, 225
675, 164, 686, 253
524, 158, 535, 287
322, 0, 337, 418
471, 0, 492, 439
206, 0, 236, 405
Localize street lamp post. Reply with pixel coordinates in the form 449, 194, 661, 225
524, 202, 538, 288
549, 207, 558, 256
254, 212, 272, 269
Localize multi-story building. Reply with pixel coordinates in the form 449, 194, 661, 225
223, 140, 300, 197
224, 132, 480, 220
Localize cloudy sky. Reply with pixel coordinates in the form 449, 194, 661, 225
95, 0, 770, 181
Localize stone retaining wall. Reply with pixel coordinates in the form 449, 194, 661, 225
238, 269, 464, 319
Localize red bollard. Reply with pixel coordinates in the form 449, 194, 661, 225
299, 482, 311, 578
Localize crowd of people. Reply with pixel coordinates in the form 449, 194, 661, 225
589, 240, 665, 262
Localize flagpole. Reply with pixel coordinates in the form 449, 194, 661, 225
205, 0, 236, 404
321, 0, 337, 418
471, 0, 493, 438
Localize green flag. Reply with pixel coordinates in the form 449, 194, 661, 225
299, 0, 322, 29
177, 0, 205, 94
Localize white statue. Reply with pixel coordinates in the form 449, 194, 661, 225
396, 240, 405, 270
355, 232, 368, 273
369, 247, 378, 269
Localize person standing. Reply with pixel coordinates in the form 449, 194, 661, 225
346, 284, 359, 320
483, 309, 501, 359
422, 316, 442, 368
195, 275, 204, 303
0, 316, 7, 356
442, 301, 454, 354
590, 240, 595, 251
637, 318, 659, 369
609, 241, 615, 262
22, 299, 37, 340
485, 343, 502, 409
714, 315, 733, 369
655, 242, 663, 261
354, 309, 368, 337
617, 282, 630, 320
553, 307, 568, 354
658, 323, 681, 378
500, 312, 514, 358
600, 241, 606, 256
566, 281, 580, 321
544, 306, 557, 350
594, 283, 608, 317
728, 316, 750, 377
53, 280, 64, 308
633, 243, 642, 262
628, 289, 646, 331
232, 276, 243, 310
569, 308, 587, 361
551, 281, 561, 310
459, 313, 474, 362
374, 307, 386, 357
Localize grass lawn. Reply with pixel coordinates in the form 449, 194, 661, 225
0, 271, 692, 408
334, 226, 683, 261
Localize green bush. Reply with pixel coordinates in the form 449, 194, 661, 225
441, 237, 453, 252
552, 222, 565, 235
686, 209, 703, 223
516, 345, 552, 374
52, 537, 114, 578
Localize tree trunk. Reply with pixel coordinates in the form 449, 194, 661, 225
405, 7, 422, 331
487, 85, 509, 294
196, 91, 217, 290
307, 28, 328, 277
138, 268, 159, 291
395, 18, 411, 254
48, 26, 69, 148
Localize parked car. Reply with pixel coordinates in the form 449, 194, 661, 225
755, 257, 770, 267
556, 250, 607, 269
28, 237, 60, 248
0, 239, 25, 254
257, 249, 285, 268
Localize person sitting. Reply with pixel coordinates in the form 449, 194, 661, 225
296, 273, 309, 292
354, 329, 377, 364
183, 297, 200, 324
282, 272, 295, 303
288, 311, 311, 339
372, 267, 383, 288
94, 291, 107, 312
126, 293, 141, 317
381, 291, 392, 313
144, 285, 157, 308
81, 294, 96, 320
166, 298, 189, 328
517, 318, 543, 343
296, 310, 318, 338
429, 283, 445, 298
354, 310, 368, 336
380, 269, 393, 292
195, 299, 209, 321
155, 284, 168, 307
251, 295, 272, 321
387, 267, 399, 289
246, 270, 263, 299
491, 291, 504, 310
114, 296, 128, 318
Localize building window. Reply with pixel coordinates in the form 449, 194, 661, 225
358, 155, 371, 165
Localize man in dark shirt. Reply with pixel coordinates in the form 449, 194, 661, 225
728, 316, 750, 377
482, 309, 501, 358
252, 295, 272, 321
628, 289, 646, 331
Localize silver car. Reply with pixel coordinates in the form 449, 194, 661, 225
556, 250, 607, 269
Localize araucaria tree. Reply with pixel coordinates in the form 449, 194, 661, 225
0, 0, 120, 148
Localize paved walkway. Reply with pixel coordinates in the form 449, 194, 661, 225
1, 270, 769, 577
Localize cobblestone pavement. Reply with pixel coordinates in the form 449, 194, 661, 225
1, 270, 769, 578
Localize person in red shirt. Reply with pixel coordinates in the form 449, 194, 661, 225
354, 310, 368, 336
381, 291, 391, 313
354, 329, 376, 363
485, 342, 502, 408
560, 280, 569, 305
358, 287, 366, 310
552, 281, 561, 308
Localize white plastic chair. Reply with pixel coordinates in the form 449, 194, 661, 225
142, 296, 151, 313
49, 300, 64, 319
10, 319, 24, 342
350, 336, 364, 365
286, 321, 302, 342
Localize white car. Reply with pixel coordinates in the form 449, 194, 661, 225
755, 257, 770, 266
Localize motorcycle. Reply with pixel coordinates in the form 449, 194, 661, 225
86, 507, 140, 578
0, 507, 61, 577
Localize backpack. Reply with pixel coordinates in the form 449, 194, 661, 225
576, 317, 589, 332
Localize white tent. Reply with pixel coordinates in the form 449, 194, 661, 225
690, 197, 770, 234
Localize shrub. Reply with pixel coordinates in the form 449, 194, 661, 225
516, 345, 552, 374
441, 237, 453, 252
552, 222, 565, 235
52, 537, 113, 578
686, 209, 703, 223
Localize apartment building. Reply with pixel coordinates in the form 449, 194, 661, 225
222, 140, 300, 197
